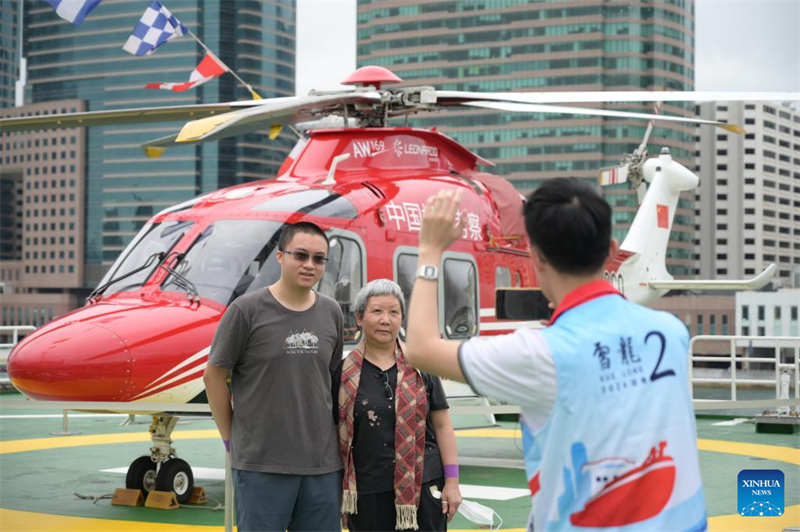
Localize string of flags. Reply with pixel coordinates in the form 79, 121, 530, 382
43, 0, 102, 26
145, 53, 228, 92
122, 0, 187, 57
42, 0, 259, 98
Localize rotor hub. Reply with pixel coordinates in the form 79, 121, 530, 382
341, 66, 403, 89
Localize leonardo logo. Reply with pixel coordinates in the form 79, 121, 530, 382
392, 138, 439, 158
738, 469, 784, 517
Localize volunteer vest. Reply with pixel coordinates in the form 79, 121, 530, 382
523, 286, 706, 531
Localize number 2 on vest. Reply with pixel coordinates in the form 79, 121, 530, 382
645, 331, 676, 382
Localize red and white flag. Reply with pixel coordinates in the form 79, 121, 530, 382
145, 52, 228, 92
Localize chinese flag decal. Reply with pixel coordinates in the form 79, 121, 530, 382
656, 204, 669, 229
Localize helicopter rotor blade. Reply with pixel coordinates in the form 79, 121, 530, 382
637, 101, 661, 155
459, 100, 743, 132
174, 92, 382, 143
624, 101, 663, 204
436, 90, 800, 105
140, 133, 181, 158
599, 165, 630, 186
132, 95, 380, 156
636, 182, 648, 204
0, 99, 289, 133
6, 84, 791, 143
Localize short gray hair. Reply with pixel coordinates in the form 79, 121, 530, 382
353, 279, 406, 318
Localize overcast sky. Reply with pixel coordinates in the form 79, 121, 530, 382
296, 0, 800, 95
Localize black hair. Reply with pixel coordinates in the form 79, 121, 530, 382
278, 221, 329, 251
523, 177, 612, 275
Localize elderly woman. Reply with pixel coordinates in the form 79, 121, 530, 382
335, 279, 462, 532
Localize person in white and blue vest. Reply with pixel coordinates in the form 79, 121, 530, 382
405, 179, 706, 532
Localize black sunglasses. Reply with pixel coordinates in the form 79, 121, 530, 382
280, 249, 329, 266
376, 371, 394, 401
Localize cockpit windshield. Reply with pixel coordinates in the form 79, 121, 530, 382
157, 220, 365, 331
101, 220, 194, 295
161, 220, 284, 306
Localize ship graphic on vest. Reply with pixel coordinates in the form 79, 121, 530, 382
283, 330, 319, 353
569, 441, 676, 527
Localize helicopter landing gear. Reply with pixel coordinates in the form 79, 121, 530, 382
126, 455, 157, 494
155, 458, 194, 502
124, 414, 195, 504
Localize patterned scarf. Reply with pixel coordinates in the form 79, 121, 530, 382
338, 339, 427, 530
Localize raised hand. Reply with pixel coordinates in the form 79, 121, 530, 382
419, 189, 465, 255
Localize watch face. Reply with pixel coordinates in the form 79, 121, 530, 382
418, 265, 438, 279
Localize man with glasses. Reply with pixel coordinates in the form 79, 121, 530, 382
205, 221, 345, 532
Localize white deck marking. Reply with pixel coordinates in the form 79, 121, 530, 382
459, 485, 529, 500
0, 414, 128, 419
712, 418, 751, 426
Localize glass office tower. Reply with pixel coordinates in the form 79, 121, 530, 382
23, 0, 296, 285
0, 0, 20, 107
358, 0, 697, 276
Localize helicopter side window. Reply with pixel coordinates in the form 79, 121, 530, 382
161, 220, 283, 306
443, 258, 478, 339
102, 220, 194, 295
316, 236, 363, 344
495, 266, 512, 288
395, 253, 418, 335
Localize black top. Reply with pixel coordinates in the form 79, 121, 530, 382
333, 358, 449, 495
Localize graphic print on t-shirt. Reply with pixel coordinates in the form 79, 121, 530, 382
283, 329, 320, 354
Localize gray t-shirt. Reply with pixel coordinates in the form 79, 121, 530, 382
209, 287, 344, 474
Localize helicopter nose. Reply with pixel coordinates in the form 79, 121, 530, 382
8, 321, 133, 401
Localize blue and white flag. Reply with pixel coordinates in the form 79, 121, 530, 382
44, 0, 102, 25
122, 0, 187, 57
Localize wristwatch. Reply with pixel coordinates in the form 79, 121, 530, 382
416, 264, 439, 281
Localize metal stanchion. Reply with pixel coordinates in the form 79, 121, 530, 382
50, 410, 81, 435
225, 451, 234, 532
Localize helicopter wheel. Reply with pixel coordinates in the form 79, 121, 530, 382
155, 458, 194, 504
125, 455, 158, 495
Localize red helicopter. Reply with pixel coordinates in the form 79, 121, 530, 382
0, 66, 782, 501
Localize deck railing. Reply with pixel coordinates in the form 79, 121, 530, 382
689, 335, 800, 404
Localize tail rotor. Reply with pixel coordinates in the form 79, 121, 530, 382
599, 102, 662, 204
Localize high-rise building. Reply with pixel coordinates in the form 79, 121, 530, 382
357, 0, 697, 276
649, 294, 734, 354
1, 99, 87, 325
22, 0, 296, 286
1, 1, 295, 327
695, 101, 800, 285
737, 290, 800, 337
0, 0, 20, 107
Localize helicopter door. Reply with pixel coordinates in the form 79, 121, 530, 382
315, 232, 365, 344
440, 253, 479, 339
393, 248, 419, 339
392, 248, 479, 340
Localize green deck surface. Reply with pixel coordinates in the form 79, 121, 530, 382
1, 393, 798, 530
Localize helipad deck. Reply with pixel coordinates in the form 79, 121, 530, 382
1, 393, 798, 531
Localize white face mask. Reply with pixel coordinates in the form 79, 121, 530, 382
457, 499, 503, 531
